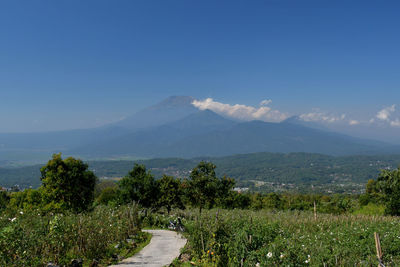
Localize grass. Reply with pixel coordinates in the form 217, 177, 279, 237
353, 202, 385, 216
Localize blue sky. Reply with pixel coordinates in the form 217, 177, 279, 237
1, 0, 400, 134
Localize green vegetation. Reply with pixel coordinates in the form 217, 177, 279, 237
184, 162, 234, 213
119, 164, 159, 208
40, 153, 97, 213
1, 154, 400, 266
0, 204, 145, 266
172, 209, 400, 266
158, 175, 184, 214
2, 152, 400, 194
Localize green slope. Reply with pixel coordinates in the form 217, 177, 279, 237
1, 152, 400, 193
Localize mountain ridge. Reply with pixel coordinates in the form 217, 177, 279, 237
0, 96, 399, 164
71, 109, 397, 158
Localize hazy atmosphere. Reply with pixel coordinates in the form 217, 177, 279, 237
1, 1, 400, 143
3, 2, 400, 266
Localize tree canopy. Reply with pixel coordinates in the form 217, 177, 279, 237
157, 175, 184, 213
119, 164, 158, 208
377, 167, 400, 215
184, 161, 235, 212
40, 153, 97, 212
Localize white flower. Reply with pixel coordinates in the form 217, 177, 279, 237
267, 252, 273, 258
305, 255, 311, 263
255, 263, 260, 267
20, 211, 23, 215
280, 254, 284, 259
10, 217, 16, 222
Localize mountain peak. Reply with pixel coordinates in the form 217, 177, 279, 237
152, 96, 195, 109
282, 115, 302, 123
113, 96, 198, 130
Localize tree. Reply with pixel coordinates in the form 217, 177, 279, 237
9, 188, 43, 210
217, 176, 235, 201
185, 161, 234, 213
264, 192, 283, 210
95, 187, 120, 206
157, 175, 184, 214
218, 191, 251, 209
359, 179, 383, 206
40, 153, 97, 213
377, 167, 400, 215
119, 164, 158, 208
0, 191, 9, 210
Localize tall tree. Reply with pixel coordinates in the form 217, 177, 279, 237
119, 164, 158, 208
0, 191, 9, 211
157, 175, 184, 214
185, 161, 222, 213
377, 167, 400, 215
40, 153, 97, 213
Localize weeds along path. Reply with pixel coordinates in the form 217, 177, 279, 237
109, 229, 187, 267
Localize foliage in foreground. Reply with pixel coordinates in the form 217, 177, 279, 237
176, 209, 400, 266
0, 204, 143, 267
40, 153, 97, 213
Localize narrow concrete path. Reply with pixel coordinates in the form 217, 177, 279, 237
109, 229, 187, 267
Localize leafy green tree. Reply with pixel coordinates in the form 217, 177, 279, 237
377, 167, 400, 215
219, 191, 251, 209
157, 175, 184, 214
119, 164, 158, 208
9, 188, 43, 210
40, 153, 97, 213
0, 191, 9, 211
95, 187, 120, 206
216, 176, 235, 201
250, 193, 264, 210
185, 161, 234, 212
264, 192, 283, 210
94, 180, 118, 199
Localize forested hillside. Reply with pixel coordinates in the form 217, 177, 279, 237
1, 152, 400, 193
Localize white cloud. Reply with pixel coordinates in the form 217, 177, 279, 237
376, 105, 395, 121
349, 120, 360, 126
368, 105, 400, 128
191, 98, 287, 122
299, 110, 346, 124
260, 99, 272, 106
390, 119, 400, 127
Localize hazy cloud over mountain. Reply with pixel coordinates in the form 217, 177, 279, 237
190, 98, 400, 134
299, 110, 347, 124
376, 105, 396, 121
192, 98, 288, 122
349, 120, 360, 126
368, 105, 400, 128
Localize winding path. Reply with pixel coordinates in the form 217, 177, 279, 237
109, 229, 187, 267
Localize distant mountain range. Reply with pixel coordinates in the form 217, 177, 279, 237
0, 96, 399, 164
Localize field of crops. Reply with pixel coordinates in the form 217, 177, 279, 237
0, 204, 147, 267
2, 203, 400, 266
166, 209, 400, 266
